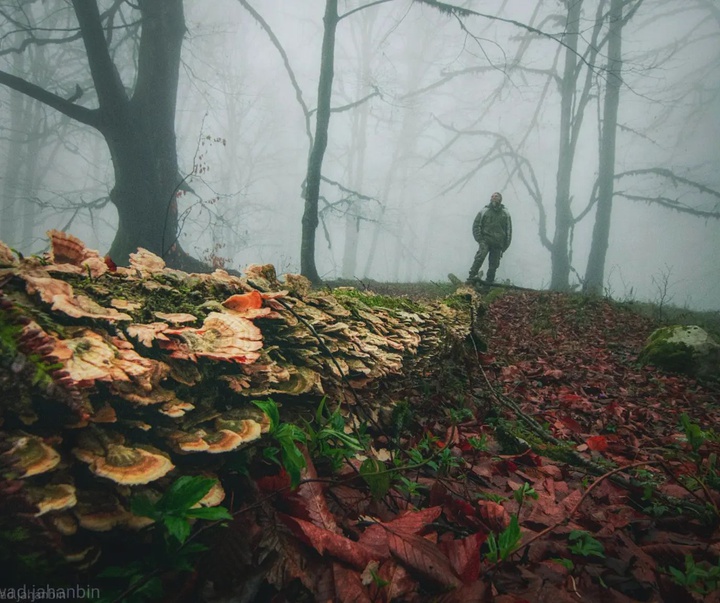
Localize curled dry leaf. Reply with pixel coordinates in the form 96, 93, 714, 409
478, 500, 511, 532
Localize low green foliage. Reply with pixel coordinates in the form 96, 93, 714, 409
467, 434, 489, 451
679, 413, 708, 452
360, 458, 391, 500
131, 475, 232, 544
667, 554, 720, 595
568, 530, 605, 558
485, 515, 521, 563
304, 397, 367, 471
95, 476, 231, 603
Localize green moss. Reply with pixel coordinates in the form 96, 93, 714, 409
441, 294, 472, 311
639, 326, 697, 373
331, 288, 422, 313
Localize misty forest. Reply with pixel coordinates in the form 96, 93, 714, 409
1, 1, 719, 602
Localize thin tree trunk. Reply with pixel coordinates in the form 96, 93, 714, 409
301, 0, 339, 284
584, 0, 623, 294
550, 0, 582, 291
1, 51, 25, 246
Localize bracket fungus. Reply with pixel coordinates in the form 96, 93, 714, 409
3, 434, 61, 478
26, 483, 78, 517
88, 445, 175, 485
1, 231, 474, 580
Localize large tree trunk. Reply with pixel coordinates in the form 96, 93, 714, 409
0, 1, 195, 269
301, 0, 339, 284
550, 0, 582, 291
91, 0, 185, 265
583, 0, 623, 294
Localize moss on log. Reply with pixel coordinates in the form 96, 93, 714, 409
0, 232, 480, 577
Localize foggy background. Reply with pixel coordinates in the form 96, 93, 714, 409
1, 0, 718, 309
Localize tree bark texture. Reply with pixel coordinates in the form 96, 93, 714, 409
0, 1, 190, 268
584, 0, 623, 294
301, 0, 339, 284
550, 0, 582, 291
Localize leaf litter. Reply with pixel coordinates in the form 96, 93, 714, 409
202, 290, 720, 602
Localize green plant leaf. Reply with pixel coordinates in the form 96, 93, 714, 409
163, 515, 191, 544
185, 506, 233, 521
568, 530, 605, 558
160, 476, 217, 512
99, 563, 144, 578
130, 495, 159, 519
253, 398, 280, 432
361, 458, 390, 500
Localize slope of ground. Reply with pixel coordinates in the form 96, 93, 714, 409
188, 287, 720, 603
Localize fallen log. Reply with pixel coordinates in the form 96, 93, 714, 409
0, 232, 480, 577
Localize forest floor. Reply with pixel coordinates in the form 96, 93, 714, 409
200, 284, 720, 603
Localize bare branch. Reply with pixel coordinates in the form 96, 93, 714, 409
339, 0, 396, 21
615, 192, 720, 219
615, 168, 720, 200
412, 0, 604, 74
328, 88, 381, 114
320, 176, 381, 205
0, 69, 98, 127
236, 0, 313, 148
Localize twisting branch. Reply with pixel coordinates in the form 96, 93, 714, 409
236, 0, 314, 148
616, 168, 720, 200
615, 192, 720, 219
412, 0, 607, 75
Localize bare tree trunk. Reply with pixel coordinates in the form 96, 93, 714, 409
550, 0, 582, 291
0, 1, 199, 270
301, 0, 339, 284
1, 51, 25, 247
341, 17, 373, 280
584, 0, 623, 294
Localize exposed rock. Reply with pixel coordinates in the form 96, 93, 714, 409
639, 325, 720, 380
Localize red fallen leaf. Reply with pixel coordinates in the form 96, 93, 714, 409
373, 560, 417, 602
501, 365, 524, 382
333, 562, 372, 603
477, 352, 495, 365
439, 532, 485, 583
282, 515, 380, 569
556, 415, 584, 433
586, 435, 608, 452
359, 507, 445, 563
384, 506, 443, 534
294, 449, 339, 533
255, 470, 290, 493
435, 580, 489, 603
478, 501, 510, 532
104, 255, 117, 272
557, 391, 586, 405
386, 530, 462, 588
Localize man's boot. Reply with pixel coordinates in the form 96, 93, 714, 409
486, 268, 496, 283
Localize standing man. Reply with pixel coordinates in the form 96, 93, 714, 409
467, 192, 512, 283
